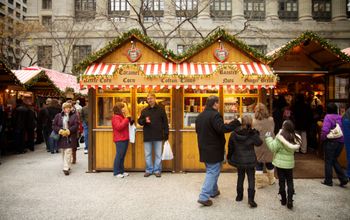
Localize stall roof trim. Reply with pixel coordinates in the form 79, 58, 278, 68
267, 31, 350, 67
73, 29, 267, 74
12, 66, 84, 94
83, 62, 273, 76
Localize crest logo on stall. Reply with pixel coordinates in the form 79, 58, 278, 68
214, 40, 229, 62
127, 41, 142, 62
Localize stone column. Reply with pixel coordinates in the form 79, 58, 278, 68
96, 0, 108, 20
266, 0, 279, 20
164, 0, 176, 20
25, 0, 39, 21
299, 0, 313, 21
198, 0, 211, 20
53, 0, 74, 20
332, 0, 347, 21
231, 0, 245, 20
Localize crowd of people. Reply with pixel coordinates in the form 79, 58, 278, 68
0, 97, 89, 172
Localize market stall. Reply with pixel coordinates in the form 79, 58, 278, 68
267, 32, 350, 165
76, 29, 277, 172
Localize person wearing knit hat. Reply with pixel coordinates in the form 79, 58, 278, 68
52, 102, 79, 175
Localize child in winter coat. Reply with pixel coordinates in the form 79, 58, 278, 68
227, 115, 263, 208
265, 120, 301, 209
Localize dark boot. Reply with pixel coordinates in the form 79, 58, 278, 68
279, 191, 287, 206
236, 186, 243, 201
248, 189, 257, 208
287, 189, 294, 209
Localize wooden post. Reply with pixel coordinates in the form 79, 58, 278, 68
87, 88, 95, 172
174, 88, 183, 172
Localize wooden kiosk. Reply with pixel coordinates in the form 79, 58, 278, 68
267, 32, 350, 166
76, 29, 277, 172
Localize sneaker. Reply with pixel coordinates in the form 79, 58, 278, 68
197, 199, 213, 206
116, 174, 124, 178
84, 150, 88, 154
122, 172, 129, 177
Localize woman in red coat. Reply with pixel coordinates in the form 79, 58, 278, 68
112, 102, 131, 178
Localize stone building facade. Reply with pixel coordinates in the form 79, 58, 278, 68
23, 0, 350, 73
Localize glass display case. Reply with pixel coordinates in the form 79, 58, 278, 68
183, 87, 219, 128
223, 88, 259, 122
136, 87, 172, 128
96, 88, 132, 127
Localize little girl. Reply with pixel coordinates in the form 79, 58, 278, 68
227, 115, 263, 208
265, 120, 301, 209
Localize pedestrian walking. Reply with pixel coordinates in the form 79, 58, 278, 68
81, 100, 89, 154
265, 120, 301, 209
320, 103, 348, 187
227, 115, 263, 208
112, 102, 133, 178
52, 102, 79, 176
12, 99, 28, 154
195, 95, 240, 207
138, 92, 169, 178
38, 98, 51, 152
252, 103, 275, 188
342, 107, 350, 180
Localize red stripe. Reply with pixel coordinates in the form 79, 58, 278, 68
126, 85, 129, 89
179, 63, 184, 74
258, 85, 262, 90
105, 64, 113, 75
91, 64, 99, 75
87, 85, 91, 89
150, 64, 155, 75
194, 64, 199, 75
102, 85, 106, 90
118, 85, 122, 89
250, 85, 254, 90
110, 85, 114, 89
243, 64, 250, 75
94, 85, 99, 90
235, 85, 239, 90
250, 63, 258, 75
242, 85, 246, 89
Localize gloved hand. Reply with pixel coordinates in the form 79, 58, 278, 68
59, 129, 65, 136
163, 134, 169, 141
127, 117, 135, 125
265, 131, 271, 138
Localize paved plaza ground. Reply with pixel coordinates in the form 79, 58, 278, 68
0, 144, 349, 220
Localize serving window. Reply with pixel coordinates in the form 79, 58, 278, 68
136, 87, 172, 128
183, 87, 219, 128
96, 87, 132, 127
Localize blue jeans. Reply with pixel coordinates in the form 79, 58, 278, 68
256, 162, 274, 171
323, 141, 347, 184
144, 141, 162, 174
343, 119, 350, 177
83, 122, 88, 151
113, 140, 129, 175
49, 136, 58, 153
199, 162, 221, 201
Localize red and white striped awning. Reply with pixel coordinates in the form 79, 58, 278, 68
83, 62, 273, 76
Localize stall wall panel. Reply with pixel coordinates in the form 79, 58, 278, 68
134, 131, 175, 171
272, 53, 320, 71
95, 131, 133, 170
100, 39, 167, 64
187, 42, 254, 63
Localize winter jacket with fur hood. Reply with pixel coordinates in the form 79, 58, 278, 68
265, 130, 301, 169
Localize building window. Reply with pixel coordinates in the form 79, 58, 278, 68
38, 46, 52, 69
73, 45, 91, 66
244, 0, 265, 20
42, 16, 52, 27
42, 0, 52, 10
16, 12, 20, 18
23, 0, 27, 4
16, 2, 21, 9
142, 0, 164, 21
8, 7, 14, 15
8, 0, 14, 5
177, 44, 189, 54
347, 0, 350, 18
278, 0, 298, 20
176, 0, 198, 19
312, 0, 331, 21
75, 0, 96, 21
23, 7, 27, 13
210, 0, 231, 20
109, 0, 130, 17
249, 45, 267, 55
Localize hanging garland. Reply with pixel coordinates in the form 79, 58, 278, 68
267, 31, 350, 63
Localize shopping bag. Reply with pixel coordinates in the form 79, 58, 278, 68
162, 140, 173, 160
50, 130, 60, 141
78, 135, 85, 149
327, 123, 343, 139
129, 124, 136, 143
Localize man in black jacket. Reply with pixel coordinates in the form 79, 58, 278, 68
138, 93, 169, 178
195, 95, 240, 206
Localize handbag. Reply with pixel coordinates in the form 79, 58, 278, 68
50, 130, 60, 141
129, 124, 136, 144
78, 135, 85, 149
161, 140, 174, 160
327, 123, 343, 139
